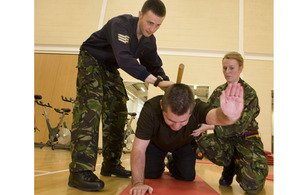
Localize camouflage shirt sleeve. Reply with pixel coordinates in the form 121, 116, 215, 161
208, 79, 260, 137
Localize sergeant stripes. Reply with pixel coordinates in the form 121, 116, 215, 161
118, 34, 130, 44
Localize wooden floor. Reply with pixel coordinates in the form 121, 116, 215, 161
34, 147, 273, 195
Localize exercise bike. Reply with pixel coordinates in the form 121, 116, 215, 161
34, 95, 71, 150
61, 95, 75, 109
122, 112, 136, 153
34, 95, 42, 132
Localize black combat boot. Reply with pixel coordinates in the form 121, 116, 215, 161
100, 164, 131, 178
219, 159, 236, 186
68, 171, 104, 191
165, 152, 174, 173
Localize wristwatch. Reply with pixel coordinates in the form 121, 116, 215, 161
154, 75, 163, 87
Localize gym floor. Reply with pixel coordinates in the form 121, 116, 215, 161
34, 147, 273, 195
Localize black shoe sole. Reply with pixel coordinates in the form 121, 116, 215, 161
68, 181, 104, 191
219, 179, 233, 186
101, 171, 131, 178
219, 182, 232, 186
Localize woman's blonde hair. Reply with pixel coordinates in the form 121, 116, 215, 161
223, 51, 244, 68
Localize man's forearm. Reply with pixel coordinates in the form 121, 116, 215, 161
131, 150, 146, 186
206, 107, 239, 126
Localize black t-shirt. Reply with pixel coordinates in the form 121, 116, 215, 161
136, 95, 213, 151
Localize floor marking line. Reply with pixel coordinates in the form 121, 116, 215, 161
35, 169, 69, 177
35, 163, 103, 177
35, 170, 49, 173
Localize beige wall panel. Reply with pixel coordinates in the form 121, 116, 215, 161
104, 0, 143, 23
34, 0, 273, 54
104, 0, 239, 51
156, 0, 239, 50
243, 60, 273, 151
34, 54, 78, 143
244, 0, 273, 53
35, 0, 103, 45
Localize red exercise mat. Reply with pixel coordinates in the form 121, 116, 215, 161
266, 174, 274, 181
119, 172, 219, 195
264, 150, 272, 154
196, 160, 214, 164
264, 150, 274, 165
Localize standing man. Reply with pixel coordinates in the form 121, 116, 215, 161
68, 0, 174, 192
129, 83, 244, 195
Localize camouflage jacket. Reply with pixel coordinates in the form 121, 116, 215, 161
208, 78, 260, 137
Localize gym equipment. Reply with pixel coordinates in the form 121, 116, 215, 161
34, 94, 42, 132
123, 112, 136, 153
96, 112, 136, 155
57, 127, 71, 145
61, 95, 75, 107
53, 108, 71, 146
34, 95, 71, 150
60, 96, 74, 145
176, 63, 185, 84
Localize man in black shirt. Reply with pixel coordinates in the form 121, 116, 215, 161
130, 83, 244, 195
68, 0, 174, 192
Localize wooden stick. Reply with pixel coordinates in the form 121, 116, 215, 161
176, 63, 185, 84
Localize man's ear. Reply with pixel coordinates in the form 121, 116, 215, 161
138, 11, 142, 19
160, 99, 163, 110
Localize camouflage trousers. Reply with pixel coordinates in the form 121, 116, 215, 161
198, 133, 268, 194
69, 48, 128, 172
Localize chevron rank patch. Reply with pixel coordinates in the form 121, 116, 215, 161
118, 34, 130, 44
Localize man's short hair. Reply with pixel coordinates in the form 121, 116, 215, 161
162, 84, 195, 115
141, 0, 166, 17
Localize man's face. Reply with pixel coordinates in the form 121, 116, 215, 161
162, 106, 191, 131
138, 10, 165, 37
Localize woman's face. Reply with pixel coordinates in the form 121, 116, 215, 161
222, 59, 243, 84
